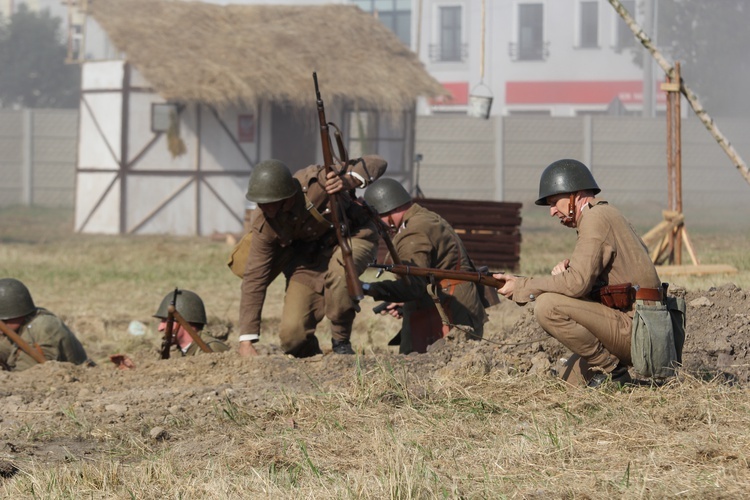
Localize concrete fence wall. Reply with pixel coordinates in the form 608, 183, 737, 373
0, 109, 78, 208
2, 108, 748, 229
416, 114, 750, 228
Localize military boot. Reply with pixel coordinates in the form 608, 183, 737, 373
587, 363, 631, 389
331, 339, 355, 355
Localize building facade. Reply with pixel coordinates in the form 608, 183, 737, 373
160, 0, 655, 117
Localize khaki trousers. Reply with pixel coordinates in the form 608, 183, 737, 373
534, 293, 633, 383
280, 234, 377, 354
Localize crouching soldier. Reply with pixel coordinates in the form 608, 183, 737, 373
0, 278, 93, 371
154, 289, 229, 357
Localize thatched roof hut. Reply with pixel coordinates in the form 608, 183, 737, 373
88, 0, 445, 112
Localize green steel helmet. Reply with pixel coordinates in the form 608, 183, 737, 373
245, 159, 298, 203
153, 289, 207, 326
363, 178, 412, 215
0, 278, 37, 320
535, 159, 601, 205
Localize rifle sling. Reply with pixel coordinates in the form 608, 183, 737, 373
304, 193, 332, 227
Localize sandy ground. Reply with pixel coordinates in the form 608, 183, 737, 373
1, 282, 747, 477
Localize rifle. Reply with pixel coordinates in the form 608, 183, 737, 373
368, 264, 507, 289
313, 72, 364, 301
160, 288, 179, 359
0, 318, 47, 365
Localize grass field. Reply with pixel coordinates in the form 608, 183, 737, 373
0, 205, 749, 499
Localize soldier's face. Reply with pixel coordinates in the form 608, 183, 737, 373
547, 194, 577, 228
258, 200, 285, 219
3, 316, 24, 332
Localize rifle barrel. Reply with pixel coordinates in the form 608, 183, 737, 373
370, 264, 507, 289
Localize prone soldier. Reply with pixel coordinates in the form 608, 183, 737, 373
154, 289, 229, 356
0, 278, 93, 371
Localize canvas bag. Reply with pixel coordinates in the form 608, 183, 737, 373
630, 295, 686, 379
227, 232, 252, 278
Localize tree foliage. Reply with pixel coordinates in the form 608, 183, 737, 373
633, 0, 750, 117
0, 5, 80, 108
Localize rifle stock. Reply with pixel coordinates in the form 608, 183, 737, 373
0, 318, 46, 365
313, 72, 364, 301
369, 264, 507, 289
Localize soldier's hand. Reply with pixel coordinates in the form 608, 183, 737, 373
496, 274, 517, 299
238, 341, 259, 357
551, 259, 570, 276
385, 302, 404, 319
324, 170, 360, 194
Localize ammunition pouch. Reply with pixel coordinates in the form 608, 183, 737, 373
590, 283, 635, 310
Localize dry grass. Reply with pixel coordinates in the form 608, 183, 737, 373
1, 206, 749, 498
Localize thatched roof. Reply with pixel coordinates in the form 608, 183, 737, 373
88, 0, 446, 112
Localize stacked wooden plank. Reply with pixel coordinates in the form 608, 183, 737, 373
379, 198, 522, 272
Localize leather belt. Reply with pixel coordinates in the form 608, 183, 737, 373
635, 287, 663, 302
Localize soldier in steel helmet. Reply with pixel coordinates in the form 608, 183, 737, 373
153, 289, 229, 356
361, 178, 488, 354
0, 278, 93, 371
495, 159, 663, 387
238, 155, 387, 357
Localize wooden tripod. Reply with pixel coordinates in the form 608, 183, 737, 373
641, 62, 736, 276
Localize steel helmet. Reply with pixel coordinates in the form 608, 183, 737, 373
0, 278, 37, 320
364, 178, 412, 215
535, 159, 600, 205
153, 289, 207, 326
245, 159, 298, 203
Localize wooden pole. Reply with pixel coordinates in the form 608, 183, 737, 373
674, 62, 683, 264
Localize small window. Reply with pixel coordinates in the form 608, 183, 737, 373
580, 1, 598, 48
439, 6, 462, 62
518, 3, 545, 60
352, 0, 411, 45
151, 103, 179, 133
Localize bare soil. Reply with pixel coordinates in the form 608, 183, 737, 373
2, 282, 747, 474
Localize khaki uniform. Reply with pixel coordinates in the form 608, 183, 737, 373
367, 203, 488, 354
181, 334, 230, 356
0, 308, 89, 371
240, 155, 387, 356
510, 200, 661, 380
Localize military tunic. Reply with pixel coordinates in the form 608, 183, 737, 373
510, 200, 661, 377
182, 334, 230, 356
366, 203, 488, 353
239, 155, 387, 355
0, 308, 89, 371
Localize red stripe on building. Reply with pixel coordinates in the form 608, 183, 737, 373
430, 81, 469, 105
506, 81, 664, 105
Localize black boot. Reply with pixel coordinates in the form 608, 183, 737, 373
587, 363, 632, 388
331, 339, 355, 355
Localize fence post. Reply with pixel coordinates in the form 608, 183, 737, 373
583, 115, 593, 169
21, 108, 33, 206
494, 116, 504, 201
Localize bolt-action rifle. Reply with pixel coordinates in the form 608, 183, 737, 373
159, 288, 214, 360
0, 318, 47, 365
368, 264, 508, 289
313, 72, 364, 301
